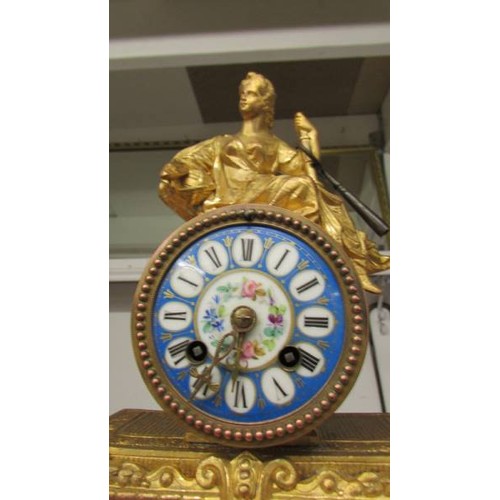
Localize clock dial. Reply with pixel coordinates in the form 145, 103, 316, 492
152, 224, 345, 425
133, 205, 368, 447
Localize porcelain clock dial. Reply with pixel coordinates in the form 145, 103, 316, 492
132, 205, 368, 447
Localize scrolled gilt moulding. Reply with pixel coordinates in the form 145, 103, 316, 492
110, 450, 389, 499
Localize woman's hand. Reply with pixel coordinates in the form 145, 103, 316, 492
294, 112, 317, 140
294, 112, 320, 161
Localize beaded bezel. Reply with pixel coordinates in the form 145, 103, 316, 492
132, 204, 369, 448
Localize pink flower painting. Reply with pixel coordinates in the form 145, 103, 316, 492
242, 341, 255, 359
241, 340, 266, 361
241, 279, 265, 301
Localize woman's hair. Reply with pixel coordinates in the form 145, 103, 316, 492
239, 72, 276, 129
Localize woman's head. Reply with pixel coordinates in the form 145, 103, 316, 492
238, 72, 276, 128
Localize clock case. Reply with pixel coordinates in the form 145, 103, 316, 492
131, 204, 369, 448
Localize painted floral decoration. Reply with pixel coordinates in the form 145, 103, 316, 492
241, 278, 266, 300
242, 340, 266, 360
201, 277, 287, 359
202, 294, 226, 333
262, 304, 287, 351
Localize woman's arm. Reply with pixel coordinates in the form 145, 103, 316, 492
294, 112, 320, 181
294, 112, 320, 159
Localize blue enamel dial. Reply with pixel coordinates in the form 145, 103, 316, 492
152, 224, 346, 424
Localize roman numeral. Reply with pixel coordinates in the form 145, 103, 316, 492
233, 380, 248, 408
204, 246, 222, 268
241, 238, 254, 261
272, 377, 288, 400
304, 316, 329, 328
190, 377, 215, 398
192, 380, 210, 396
178, 275, 199, 288
163, 311, 187, 321
296, 277, 320, 294
299, 348, 320, 372
274, 249, 290, 270
168, 339, 189, 365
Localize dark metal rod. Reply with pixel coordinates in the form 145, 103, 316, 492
298, 145, 390, 237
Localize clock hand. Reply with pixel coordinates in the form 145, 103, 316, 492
228, 331, 246, 390
190, 329, 236, 400
226, 306, 257, 390
191, 306, 258, 399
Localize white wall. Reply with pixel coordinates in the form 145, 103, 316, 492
109, 282, 159, 414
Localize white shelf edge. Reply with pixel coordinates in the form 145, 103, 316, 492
109, 258, 148, 282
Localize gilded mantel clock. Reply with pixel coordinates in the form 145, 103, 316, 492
132, 204, 368, 448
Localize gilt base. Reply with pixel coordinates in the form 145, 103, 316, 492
109, 409, 389, 499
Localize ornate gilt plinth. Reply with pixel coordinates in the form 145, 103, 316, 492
109, 409, 389, 499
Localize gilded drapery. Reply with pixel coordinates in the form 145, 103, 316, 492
159, 134, 389, 293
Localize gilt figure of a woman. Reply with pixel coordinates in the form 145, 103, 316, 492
159, 72, 389, 293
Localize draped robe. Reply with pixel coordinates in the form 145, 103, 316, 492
159, 134, 389, 292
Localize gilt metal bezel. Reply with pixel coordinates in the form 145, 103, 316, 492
132, 204, 369, 448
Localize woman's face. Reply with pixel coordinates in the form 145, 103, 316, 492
239, 80, 266, 118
